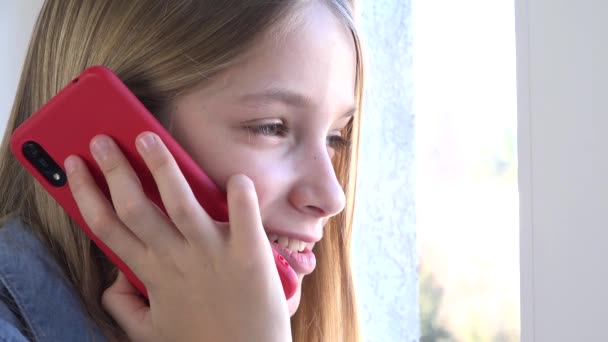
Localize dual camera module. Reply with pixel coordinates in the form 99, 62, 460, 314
22, 141, 66, 187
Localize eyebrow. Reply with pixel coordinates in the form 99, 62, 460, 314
239, 88, 357, 119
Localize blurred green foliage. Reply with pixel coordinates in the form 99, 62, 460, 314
420, 270, 456, 342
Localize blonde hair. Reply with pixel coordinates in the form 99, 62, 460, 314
0, 1, 364, 341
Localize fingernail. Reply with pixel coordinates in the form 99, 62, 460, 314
137, 132, 157, 153
91, 136, 111, 161
64, 156, 77, 175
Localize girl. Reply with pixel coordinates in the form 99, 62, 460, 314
0, 0, 363, 341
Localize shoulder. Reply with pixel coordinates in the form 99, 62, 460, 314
0, 219, 107, 341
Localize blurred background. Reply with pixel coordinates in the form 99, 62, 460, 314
414, 0, 519, 341
0, 1, 44, 131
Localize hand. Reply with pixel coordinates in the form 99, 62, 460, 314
64, 132, 291, 342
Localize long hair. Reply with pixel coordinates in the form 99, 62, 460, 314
0, 1, 364, 341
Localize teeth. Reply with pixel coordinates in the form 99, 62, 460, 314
278, 236, 289, 248
268, 233, 307, 253
288, 239, 300, 251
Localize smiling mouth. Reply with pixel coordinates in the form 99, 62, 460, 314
267, 234, 308, 253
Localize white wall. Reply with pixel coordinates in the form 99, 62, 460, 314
354, 0, 416, 341
517, 0, 608, 340
0, 0, 42, 132
0, 1, 44, 134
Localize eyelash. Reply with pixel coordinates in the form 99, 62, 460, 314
245, 123, 351, 151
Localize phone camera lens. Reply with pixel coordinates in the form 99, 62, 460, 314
36, 157, 51, 171
21, 141, 67, 187
23, 143, 40, 158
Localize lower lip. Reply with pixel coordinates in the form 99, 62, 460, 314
271, 242, 316, 275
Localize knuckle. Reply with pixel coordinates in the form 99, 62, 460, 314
116, 198, 148, 224
98, 155, 121, 175
147, 152, 172, 175
166, 198, 198, 224
87, 211, 113, 240
67, 171, 88, 194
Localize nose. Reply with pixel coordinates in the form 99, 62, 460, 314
288, 145, 346, 219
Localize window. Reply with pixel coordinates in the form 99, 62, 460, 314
415, 0, 519, 341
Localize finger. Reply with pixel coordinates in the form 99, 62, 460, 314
90, 135, 185, 250
135, 132, 214, 241
102, 272, 150, 340
65, 155, 145, 263
226, 174, 269, 254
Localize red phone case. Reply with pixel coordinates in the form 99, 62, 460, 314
9, 66, 297, 300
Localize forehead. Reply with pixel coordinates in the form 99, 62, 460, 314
203, 2, 357, 111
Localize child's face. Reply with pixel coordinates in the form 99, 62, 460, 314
171, 2, 356, 315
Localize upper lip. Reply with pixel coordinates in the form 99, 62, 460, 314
264, 227, 322, 245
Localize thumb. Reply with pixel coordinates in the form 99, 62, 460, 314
102, 271, 150, 339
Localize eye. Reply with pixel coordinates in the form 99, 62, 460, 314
245, 122, 289, 137
244, 121, 351, 152
327, 134, 350, 152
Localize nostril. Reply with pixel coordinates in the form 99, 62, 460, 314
305, 205, 325, 216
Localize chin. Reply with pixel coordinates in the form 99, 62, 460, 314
287, 275, 304, 316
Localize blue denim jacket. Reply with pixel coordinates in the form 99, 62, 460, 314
0, 220, 106, 341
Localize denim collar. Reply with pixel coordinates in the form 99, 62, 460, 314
0, 220, 106, 341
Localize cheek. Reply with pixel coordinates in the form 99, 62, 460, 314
232, 158, 294, 219
170, 113, 293, 215
178, 136, 289, 209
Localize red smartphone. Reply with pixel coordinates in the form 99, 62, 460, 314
9, 65, 297, 300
